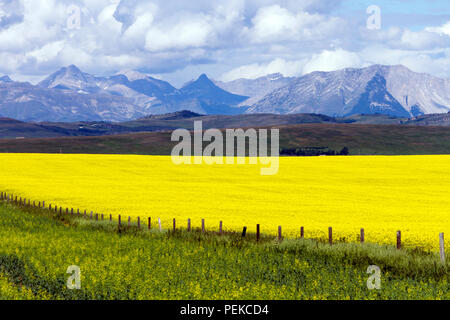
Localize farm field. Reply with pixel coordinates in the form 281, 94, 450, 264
0, 203, 448, 300
0, 154, 449, 251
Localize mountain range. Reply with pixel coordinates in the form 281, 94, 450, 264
245, 65, 450, 117
0, 64, 449, 122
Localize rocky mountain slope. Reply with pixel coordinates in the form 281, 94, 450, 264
1, 65, 449, 121
246, 65, 450, 117
214, 73, 295, 106
0, 66, 247, 121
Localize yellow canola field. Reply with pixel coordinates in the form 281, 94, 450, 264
0, 154, 449, 251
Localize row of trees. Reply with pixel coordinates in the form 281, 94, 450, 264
280, 146, 349, 156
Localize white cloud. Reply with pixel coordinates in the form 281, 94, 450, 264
145, 15, 215, 52
426, 21, 450, 36
398, 29, 450, 50
26, 41, 65, 63
220, 58, 306, 81
247, 4, 343, 44
0, 0, 448, 84
302, 49, 362, 74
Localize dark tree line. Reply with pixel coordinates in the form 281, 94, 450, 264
280, 146, 349, 156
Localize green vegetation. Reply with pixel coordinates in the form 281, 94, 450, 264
0, 202, 448, 300
280, 146, 350, 156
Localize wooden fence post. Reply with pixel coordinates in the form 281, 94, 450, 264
173, 218, 176, 231
84, 210, 86, 218
202, 219, 205, 233
397, 231, 401, 249
110, 214, 112, 221
256, 224, 260, 242
242, 227, 247, 237
300, 226, 304, 239
187, 219, 191, 232
137, 217, 140, 228
278, 226, 282, 241
360, 228, 365, 243
329, 227, 333, 245
219, 221, 223, 235
128, 216, 131, 227
118, 215, 121, 226
440, 233, 446, 264
148, 217, 151, 230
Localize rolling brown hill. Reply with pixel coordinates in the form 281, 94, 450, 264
0, 123, 449, 156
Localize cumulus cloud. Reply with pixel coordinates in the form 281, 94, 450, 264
246, 4, 343, 44
398, 29, 450, 50
220, 58, 306, 81
302, 49, 363, 74
426, 21, 450, 36
0, 0, 448, 84
0, 0, 23, 30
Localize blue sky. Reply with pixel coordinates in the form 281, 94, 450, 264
338, 0, 450, 29
0, 0, 449, 87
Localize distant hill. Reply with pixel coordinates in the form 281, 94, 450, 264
0, 112, 339, 139
1, 123, 449, 156
402, 113, 450, 126
139, 110, 204, 120
3, 111, 450, 139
